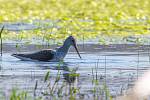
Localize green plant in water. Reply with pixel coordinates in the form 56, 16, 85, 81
91, 61, 113, 100
0, 26, 4, 56
44, 71, 50, 83
10, 88, 28, 100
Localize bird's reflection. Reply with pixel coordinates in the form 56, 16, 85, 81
63, 65, 79, 84
35, 62, 79, 84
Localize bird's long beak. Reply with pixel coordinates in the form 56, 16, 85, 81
73, 42, 81, 59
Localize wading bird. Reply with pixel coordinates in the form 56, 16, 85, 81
12, 36, 81, 61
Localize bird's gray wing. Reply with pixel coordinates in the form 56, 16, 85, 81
12, 50, 55, 61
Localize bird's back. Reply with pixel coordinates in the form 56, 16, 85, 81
12, 49, 55, 61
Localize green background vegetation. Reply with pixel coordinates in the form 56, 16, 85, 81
1, 0, 150, 43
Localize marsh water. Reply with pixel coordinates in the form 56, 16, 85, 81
1, 43, 150, 99
1, 21, 150, 99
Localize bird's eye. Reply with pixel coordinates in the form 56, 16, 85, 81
72, 39, 75, 42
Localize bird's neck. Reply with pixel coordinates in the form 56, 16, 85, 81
57, 43, 71, 54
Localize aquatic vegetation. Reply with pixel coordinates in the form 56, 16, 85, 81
0, 26, 4, 56
0, 0, 150, 43
32, 68, 112, 100
10, 88, 28, 100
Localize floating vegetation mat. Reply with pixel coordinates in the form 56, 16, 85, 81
0, 0, 150, 44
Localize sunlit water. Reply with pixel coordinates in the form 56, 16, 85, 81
1, 44, 150, 99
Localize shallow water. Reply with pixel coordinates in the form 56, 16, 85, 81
1, 44, 150, 99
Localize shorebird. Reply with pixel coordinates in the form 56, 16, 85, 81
12, 36, 81, 61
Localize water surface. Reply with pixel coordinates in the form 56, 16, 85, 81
1, 44, 150, 99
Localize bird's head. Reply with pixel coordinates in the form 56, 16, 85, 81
64, 36, 81, 59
